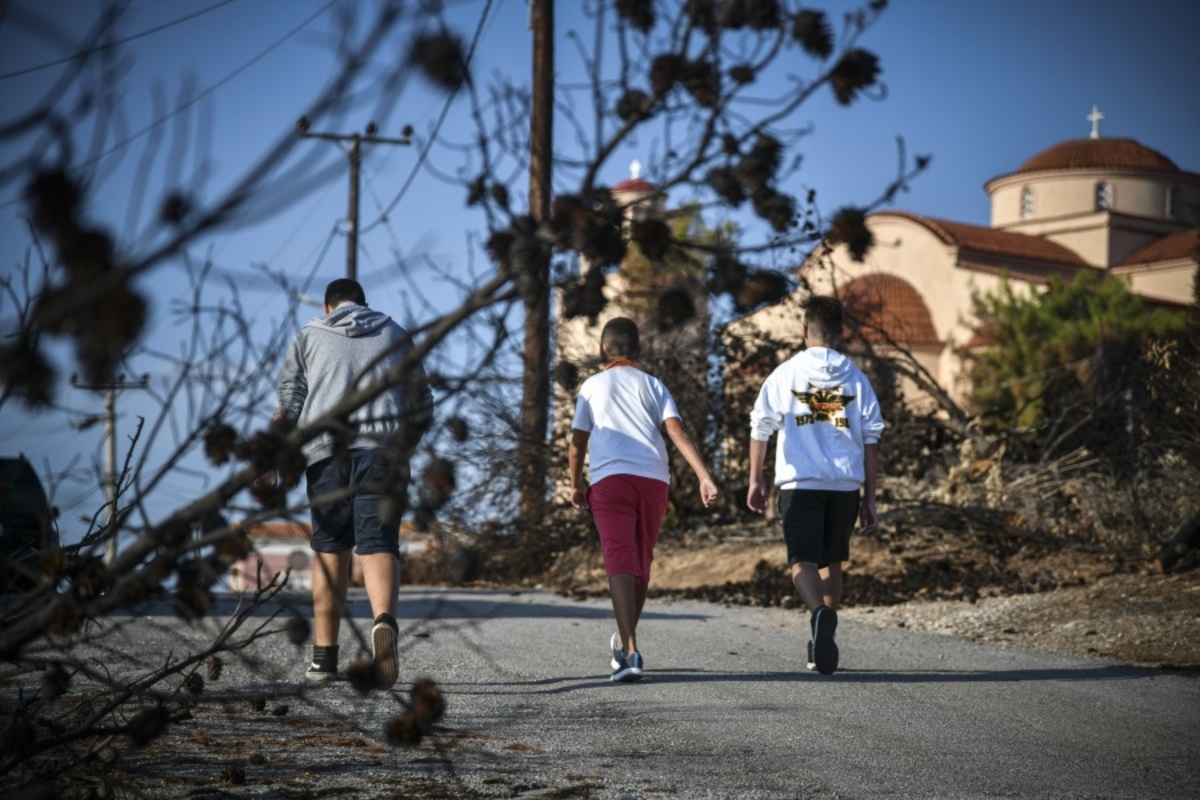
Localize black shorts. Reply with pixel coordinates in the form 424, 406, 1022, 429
306, 449, 407, 558
778, 488, 860, 568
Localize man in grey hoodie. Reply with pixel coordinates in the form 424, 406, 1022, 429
268, 278, 431, 688
746, 295, 884, 675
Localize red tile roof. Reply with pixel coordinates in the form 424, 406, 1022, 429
1015, 138, 1180, 174
612, 177, 656, 194
1118, 229, 1200, 266
872, 211, 1090, 266
837, 274, 941, 346
242, 521, 312, 540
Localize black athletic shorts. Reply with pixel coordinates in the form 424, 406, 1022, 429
306, 449, 406, 558
778, 488, 860, 568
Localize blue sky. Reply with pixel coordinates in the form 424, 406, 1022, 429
2, 0, 1198, 531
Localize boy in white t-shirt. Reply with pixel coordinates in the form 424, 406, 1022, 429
569, 317, 719, 682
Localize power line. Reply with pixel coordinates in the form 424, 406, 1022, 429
298, 120, 412, 282
0, 0, 239, 82
363, 0, 496, 233
69, 372, 149, 565
0, 1, 334, 214
83, 2, 334, 172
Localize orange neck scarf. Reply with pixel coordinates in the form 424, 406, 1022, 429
603, 358, 643, 372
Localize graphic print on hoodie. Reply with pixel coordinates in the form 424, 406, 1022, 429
791, 384, 856, 427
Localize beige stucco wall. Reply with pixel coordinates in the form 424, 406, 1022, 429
1112, 262, 1198, 305
991, 171, 1170, 226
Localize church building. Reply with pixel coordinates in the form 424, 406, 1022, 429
735, 108, 1200, 405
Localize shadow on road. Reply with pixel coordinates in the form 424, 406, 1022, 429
113, 590, 711, 624
442, 663, 1152, 695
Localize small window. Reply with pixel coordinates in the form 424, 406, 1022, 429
1020, 187, 1034, 219
1168, 186, 1181, 220
1094, 181, 1112, 211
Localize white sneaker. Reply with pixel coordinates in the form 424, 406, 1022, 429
610, 632, 623, 671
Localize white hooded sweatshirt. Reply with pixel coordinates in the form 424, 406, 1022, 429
749, 346, 884, 491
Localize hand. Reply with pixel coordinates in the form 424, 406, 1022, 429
746, 480, 769, 515
858, 498, 878, 536
699, 478, 719, 508
571, 484, 589, 510
252, 470, 279, 492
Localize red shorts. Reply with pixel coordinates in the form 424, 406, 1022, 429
588, 474, 670, 585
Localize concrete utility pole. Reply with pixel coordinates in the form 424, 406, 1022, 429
519, 0, 554, 531
71, 373, 149, 564
297, 118, 411, 282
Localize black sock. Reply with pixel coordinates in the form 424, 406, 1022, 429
312, 644, 339, 669
374, 612, 398, 632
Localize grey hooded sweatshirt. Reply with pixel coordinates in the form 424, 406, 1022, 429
275, 302, 431, 465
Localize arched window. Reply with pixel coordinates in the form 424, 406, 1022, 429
1168, 186, 1181, 220
1020, 187, 1034, 219
1094, 181, 1112, 211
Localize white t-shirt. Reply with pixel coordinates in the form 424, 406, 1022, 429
571, 365, 680, 485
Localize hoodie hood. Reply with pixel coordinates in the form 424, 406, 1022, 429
792, 346, 855, 386
304, 303, 390, 338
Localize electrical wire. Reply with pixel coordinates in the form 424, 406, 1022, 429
0, 0, 239, 82
73, 2, 333, 176
362, 0, 496, 233
0, 1, 333, 213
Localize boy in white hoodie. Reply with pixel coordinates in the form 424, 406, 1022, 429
746, 296, 884, 675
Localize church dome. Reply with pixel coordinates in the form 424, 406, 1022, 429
1016, 138, 1180, 174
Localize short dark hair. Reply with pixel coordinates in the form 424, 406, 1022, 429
325, 278, 366, 307
600, 316, 640, 359
803, 295, 844, 341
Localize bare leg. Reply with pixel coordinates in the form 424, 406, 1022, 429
820, 562, 844, 610
790, 561, 826, 612
312, 550, 352, 646
609, 573, 639, 655
360, 552, 399, 622
634, 579, 649, 632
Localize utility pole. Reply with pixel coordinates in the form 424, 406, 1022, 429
519, 0, 554, 532
297, 118, 411, 282
71, 372, 149, 565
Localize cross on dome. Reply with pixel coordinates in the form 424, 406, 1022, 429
630, 159, 641, 180
1087, 105, 1104, 139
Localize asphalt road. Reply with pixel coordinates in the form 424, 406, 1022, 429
91, 587, 1200, 798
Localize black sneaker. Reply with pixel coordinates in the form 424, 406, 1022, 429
611, 650, 645, 683
371, 621, 400, 690
305, 661, 339, 682
812, 606, 838, 675
806, 640, 816, 672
